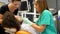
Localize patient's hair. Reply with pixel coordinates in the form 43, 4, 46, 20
1, 12, 21, 31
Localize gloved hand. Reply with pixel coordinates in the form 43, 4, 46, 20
34, 18, 39, 22
22, 18, 33, 25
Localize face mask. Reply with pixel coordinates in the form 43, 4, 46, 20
4, 28, 17, 34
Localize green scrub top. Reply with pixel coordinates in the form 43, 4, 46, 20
36, 9, 57, 34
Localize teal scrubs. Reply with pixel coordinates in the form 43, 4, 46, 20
36, 9, 57, 34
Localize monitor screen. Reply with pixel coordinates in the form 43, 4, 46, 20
20, 1, 28, 11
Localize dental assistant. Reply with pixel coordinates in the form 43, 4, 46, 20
23, 0, 57, 34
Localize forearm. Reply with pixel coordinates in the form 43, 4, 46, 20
31, 23, 46, 32
22, 18, 45, 32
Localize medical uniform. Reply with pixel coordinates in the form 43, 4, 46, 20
36, 9, 57, 34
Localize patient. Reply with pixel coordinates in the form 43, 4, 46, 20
1, 12, 22, 34
0, 11, 37, 34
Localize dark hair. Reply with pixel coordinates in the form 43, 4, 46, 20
11, 0, 21, 2
1, 12, 21, 31
35, 0, 49, 13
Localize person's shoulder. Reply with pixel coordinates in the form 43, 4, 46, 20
1, 4, 8, 8
43, 9, 52, 15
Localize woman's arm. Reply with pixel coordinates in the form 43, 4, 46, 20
22, 18, 46, 32
32, 23, 46, 32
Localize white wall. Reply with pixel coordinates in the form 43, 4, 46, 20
0, 0, 8, 4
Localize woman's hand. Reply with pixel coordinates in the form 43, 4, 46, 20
34, 18, 39, 22
22, 18, 33, 25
